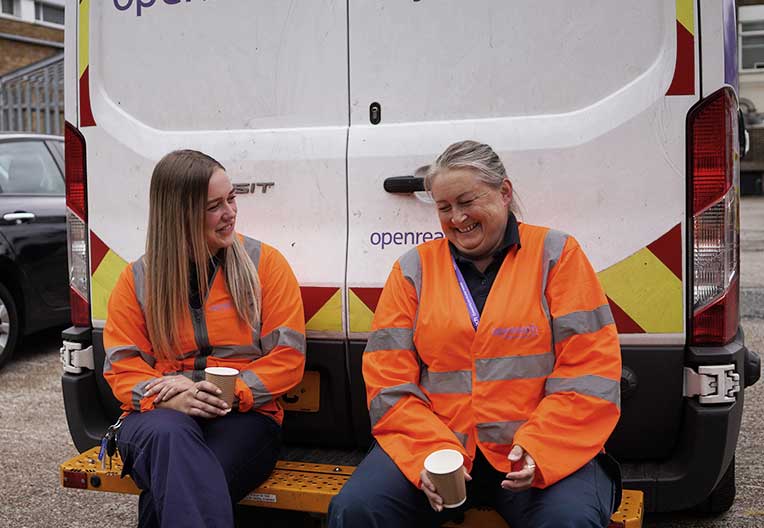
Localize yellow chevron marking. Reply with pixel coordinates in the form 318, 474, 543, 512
676, 0, 694, 35
348, 289, 375, 333
91, 250, 128, 321
305, 289, 343, 333
597, 248, 683, 333
78, 0, 90, 78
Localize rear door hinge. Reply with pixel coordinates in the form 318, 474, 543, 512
61, 340, 94, 374
683, 364, 740, 404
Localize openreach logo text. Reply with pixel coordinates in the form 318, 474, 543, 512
113, 0, 207, 17
370, 231, 444, 250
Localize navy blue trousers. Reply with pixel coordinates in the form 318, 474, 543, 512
328, 444, 615, 528
117, 409, 281, 528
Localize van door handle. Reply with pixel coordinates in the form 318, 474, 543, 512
383, 176, 425, 193
3, 212, 35, 224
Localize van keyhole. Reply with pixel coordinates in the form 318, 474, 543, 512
370, 102, 381, 125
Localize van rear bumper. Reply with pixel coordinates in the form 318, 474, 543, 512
61, 326, 760, 513
61, 326, 122, 452
622, 327, 760, 512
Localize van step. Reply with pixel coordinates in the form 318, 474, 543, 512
60, 446, 355, 513
441, 493, 643, 528
60, 447, 643, 525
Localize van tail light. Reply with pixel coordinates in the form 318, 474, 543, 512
64, 121, 91, 327
688, 87, 740, 345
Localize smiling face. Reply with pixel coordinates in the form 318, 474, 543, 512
430, 168, 512, 259
205, 169, 237, 253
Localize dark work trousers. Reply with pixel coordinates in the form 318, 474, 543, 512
328, 444, 616, 528
117, 408, 281, 528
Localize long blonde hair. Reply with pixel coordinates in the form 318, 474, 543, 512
144, 150, 261, 362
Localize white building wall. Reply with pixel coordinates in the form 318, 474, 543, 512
17, 0, 36, 21
6, 0, 64, 24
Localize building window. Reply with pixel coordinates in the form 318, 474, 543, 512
740, 20, 764, 71
34, 2, 64, 26
1, 0, 14, 16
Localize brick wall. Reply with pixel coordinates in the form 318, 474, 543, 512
0, 17, 64, 43
0, 16, 63, 76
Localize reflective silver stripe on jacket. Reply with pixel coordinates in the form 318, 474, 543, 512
261, 326, 306, 355
242, 236, 262, 269
251, 326, 261, 355
475, 352, 555, 382
241, 369, 273, 408
173, 349, 199, 361
104, 345, 156, 372
476, 420, 526, 444
540, 230, 568, 349
552, 305, 614, 344
365, 327, 415, 354
369, 382, 430, 427
420, 367, 472, 394
131, 378, 156, 411
131, 259, 147, 312
242, 236, 266, 352
452, 430, 468, 448
398, 248, 422, 299
211, 344, 264, 359
545, 375, 621, 408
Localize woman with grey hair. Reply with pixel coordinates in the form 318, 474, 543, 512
330, 140, 622, 527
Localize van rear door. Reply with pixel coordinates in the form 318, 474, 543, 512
68, 0, 350, 447
346, 0, 695, 461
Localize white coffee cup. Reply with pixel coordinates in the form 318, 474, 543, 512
424, 449, 467, 508
204, 366, 239, 407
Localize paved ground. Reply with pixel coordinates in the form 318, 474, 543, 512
643, 318, 764, 528
0, 197, 762, 527
742, 196, 764, 318
0, 327, 138, 527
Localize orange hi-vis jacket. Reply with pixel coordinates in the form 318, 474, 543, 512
103, 236, 306, 424
363, 223, 621, 488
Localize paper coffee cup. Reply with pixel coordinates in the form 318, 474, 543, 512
204, 366, 239, 407
424, 449, 466, 508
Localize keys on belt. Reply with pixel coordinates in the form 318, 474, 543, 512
98, 419, 122, 470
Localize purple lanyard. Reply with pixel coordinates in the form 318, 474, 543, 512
451, 255, 480, 331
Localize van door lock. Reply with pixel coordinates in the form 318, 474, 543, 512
683, 365, 740, 404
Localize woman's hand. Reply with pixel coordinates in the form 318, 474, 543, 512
419, 467, 472, 512
145, 375, 195, 404
501, 444, 536, 492
149, 378, 230, 418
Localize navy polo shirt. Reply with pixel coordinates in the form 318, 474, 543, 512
448, 213, 521, 315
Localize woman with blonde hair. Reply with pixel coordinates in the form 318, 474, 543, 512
330, 140, 621, 527
104, 149, 305, 527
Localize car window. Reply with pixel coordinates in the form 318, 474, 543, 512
0, 140, 64, 195
51, 140, 64, 160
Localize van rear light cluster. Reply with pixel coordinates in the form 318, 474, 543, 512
64, 122, 91, 327
688, 87, 739, 345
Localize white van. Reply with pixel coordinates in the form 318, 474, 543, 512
60, 0, 759, 516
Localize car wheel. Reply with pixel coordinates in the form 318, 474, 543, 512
0, 283, 20, 369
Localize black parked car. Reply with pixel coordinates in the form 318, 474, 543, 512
0, 134, 69, 368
